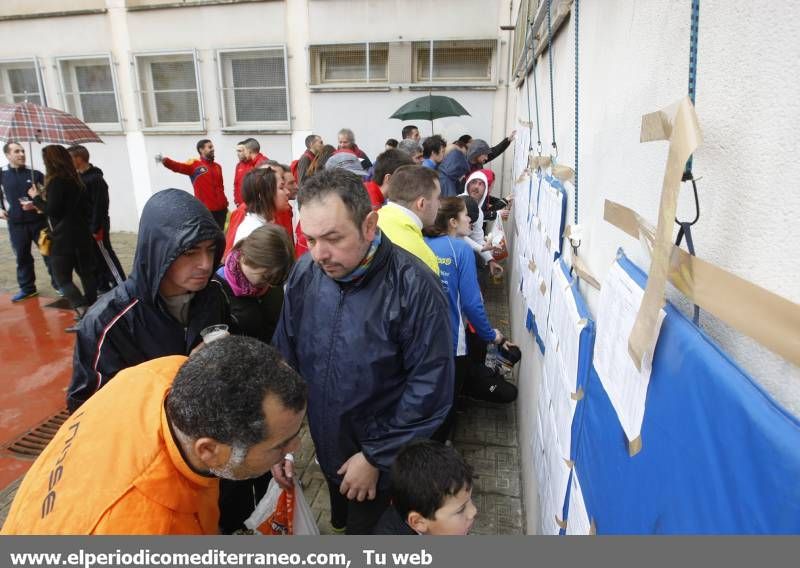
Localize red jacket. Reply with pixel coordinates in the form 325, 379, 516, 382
233, 153, 268, 207
162, 157, 228, 212
274, 208, 295, 247
224, 205, 294, 260
223, 204, 248, 259
363, 180, 384, 211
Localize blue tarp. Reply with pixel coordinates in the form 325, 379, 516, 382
571, 250, 800, 534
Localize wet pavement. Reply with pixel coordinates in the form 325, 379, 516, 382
0, 227, 523, 534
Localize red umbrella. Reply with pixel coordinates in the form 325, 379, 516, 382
0, 101, 102, 145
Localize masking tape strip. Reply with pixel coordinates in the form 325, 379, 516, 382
564, 458, 575, 469
555, 516, 567, 529
629, 96, 702, 372
573, 255, 601, 290
570, 388, 584, 401
589, 519, 597, 535
552, 164, 575, 183
604, 200, 800, 367
628, 435, 643, 457
540, 280, 547, 295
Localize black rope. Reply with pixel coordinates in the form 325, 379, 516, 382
676, 0, 701, 325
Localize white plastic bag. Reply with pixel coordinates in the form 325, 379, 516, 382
244, 479, 320, 535
488, 220, 509, 261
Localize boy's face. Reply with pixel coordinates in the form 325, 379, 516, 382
412, 487, 477, 535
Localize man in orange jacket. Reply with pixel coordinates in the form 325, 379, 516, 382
160, 139, 229, 229
1, 337, 307, 535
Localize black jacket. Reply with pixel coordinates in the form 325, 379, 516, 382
32, 176, 93, 256
79, 164, 110, 234
68, 188, 228, 412
373, 505, 417, 535
272, 235, 454, 488
0, 165, 45, 224
211, 272, 284, 344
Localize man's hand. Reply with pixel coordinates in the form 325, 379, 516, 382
27, 185, 40, 199
500, 209, 511, 221
20, 202, 36, 212
93, 228, 105, 242
0, 209, 7, 220
271, 454, 295, 490
508, 130, 517, 142
488, 260, 504, 277
337, 452, 378, 502
493, 329, 505, 345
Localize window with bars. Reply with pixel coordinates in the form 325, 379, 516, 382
58, 56, 120, 128
0, 60, 45, 105
309, 43, 389, 86
217, 47, 290, 129
134, 52, 203, 129
413, 40, 496, 84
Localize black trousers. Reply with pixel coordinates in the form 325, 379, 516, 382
218, 473, 272, 534
211, 209, 227, 230
326, 477, 391, 535
432, 355, 471, 443
7, 221, 56, 293
49, 249, 97, 310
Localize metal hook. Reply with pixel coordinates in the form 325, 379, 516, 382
675, 171, 700, 228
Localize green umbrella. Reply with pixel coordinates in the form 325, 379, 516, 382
389, 94, 470, 134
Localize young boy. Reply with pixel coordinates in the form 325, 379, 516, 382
373, 439, 477, 535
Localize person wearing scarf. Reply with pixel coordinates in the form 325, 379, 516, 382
209, 224, 295, 535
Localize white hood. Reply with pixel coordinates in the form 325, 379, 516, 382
459, 170, 492, 263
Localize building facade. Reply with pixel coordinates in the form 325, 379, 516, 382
0, 0, 513, 230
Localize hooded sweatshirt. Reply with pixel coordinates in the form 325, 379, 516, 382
459, 171, 493, 265
466, 139, 491, 167
67, 189, 228, 412
325, 152, 368, 177
437, 150, 470, 198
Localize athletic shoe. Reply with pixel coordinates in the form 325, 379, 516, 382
11, 290, 38, 302
464, 367, 518, 404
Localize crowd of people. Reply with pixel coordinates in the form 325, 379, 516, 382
0, 125, 520, 536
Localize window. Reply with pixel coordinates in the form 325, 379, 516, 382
217, 47, 290, 129
58, 56, 121, 128
0, 59, 45, 105
309, 43, 389, 86
133, 51, 203, 130
413, 40, 496, 84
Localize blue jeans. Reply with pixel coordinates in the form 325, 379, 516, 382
7, 221, 56, 293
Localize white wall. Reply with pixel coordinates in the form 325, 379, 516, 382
308, 0, 498, 43
506, 0, 800, 534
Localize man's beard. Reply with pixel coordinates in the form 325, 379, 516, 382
209, 445, 248, 480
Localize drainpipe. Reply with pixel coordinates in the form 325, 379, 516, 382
498, 0, 515, 198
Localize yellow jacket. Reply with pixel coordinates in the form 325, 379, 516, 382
1, 356, 219, 535
378, 203, 440, 275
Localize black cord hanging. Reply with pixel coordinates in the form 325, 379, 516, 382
675, 0, 701, 324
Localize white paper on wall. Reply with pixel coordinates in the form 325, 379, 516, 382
566, 470, 592, 535
593, 260, 665, 446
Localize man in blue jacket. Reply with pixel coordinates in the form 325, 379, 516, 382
272, 169, 454, 535
1, 141, 56, 301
